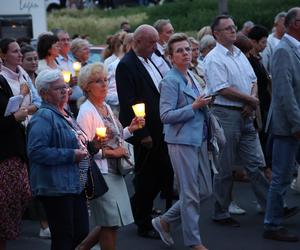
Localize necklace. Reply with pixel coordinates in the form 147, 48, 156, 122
96, 103, 108, 116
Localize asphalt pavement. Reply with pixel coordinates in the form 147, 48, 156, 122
7, 176, 300, 250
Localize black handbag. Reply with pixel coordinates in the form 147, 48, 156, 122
85, 159, 109, 200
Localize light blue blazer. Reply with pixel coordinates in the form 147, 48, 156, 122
159, 67, 206, 147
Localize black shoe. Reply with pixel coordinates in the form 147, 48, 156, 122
151, 208, 162, 216
213, 217, 240, 227
263, 228, 299, 242
283, 206, 300, 219
138, 229, 160, 239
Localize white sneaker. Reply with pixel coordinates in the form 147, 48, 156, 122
229, 201, 246, 215
151, 217, 174, 246
256, 203, 264, 214
291, 178, 300, 193
39, 227, 51, 239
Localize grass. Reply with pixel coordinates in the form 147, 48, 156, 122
48, 0, 299, 44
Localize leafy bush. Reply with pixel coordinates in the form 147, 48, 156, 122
48, 0, 299, 44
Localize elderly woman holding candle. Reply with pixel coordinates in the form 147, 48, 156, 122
76, 62, 144, 250
27, 69, 99, 250
152, 33, 212, 250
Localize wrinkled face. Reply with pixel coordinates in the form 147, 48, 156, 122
136, 31, 159, 58
22, 51, 38, 73
43, 78, 69, 106
3, 41, 22, 68
48, 42, 60, 58
191, 42, 200, 62
170, 40, 192, 68
57, 32, 71, 55
75, 44, 90, 63
214, 18, 237, 46
160, 23, 174, 44
85, 72, 108, 101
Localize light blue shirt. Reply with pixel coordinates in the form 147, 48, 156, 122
204, 42, 256, 107
284, 33, 300, 53
56, 54, 75, 75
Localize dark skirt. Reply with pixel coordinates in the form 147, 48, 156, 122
0, 157, 31, 240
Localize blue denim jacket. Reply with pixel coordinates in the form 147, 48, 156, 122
27, 102, 81, 196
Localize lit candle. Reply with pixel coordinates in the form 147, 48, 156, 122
96, 127, 107, 139
73, 62, 81, 77
132, 103, 145, 117
62, 71, 71, 83
132, 103, 145, 128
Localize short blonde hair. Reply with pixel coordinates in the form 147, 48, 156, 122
188, 36, 199, 46
197, 26, 212, 41
78, 63, 107, 96
166, 33, 190, 56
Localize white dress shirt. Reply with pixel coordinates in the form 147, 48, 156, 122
204, 42, 256, 107
151, 42, 171, 77
106, 57, 120, 106
104, 54, 118, 68
137, 56, 162, 92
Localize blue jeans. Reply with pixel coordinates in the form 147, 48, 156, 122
212, 107, 269, 219
264, 135, 299, 230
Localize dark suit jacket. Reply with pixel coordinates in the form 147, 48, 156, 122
0, 75, 27, 162
116, 49, 163, 144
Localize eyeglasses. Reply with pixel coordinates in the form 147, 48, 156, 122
51, 85, 70, 92
217, 25, 238, 32
174, 47, 191, 53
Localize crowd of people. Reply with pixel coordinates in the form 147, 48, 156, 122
0, 6, 300, 250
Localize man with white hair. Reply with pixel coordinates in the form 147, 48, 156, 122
261, 11, 287, 72
238, 20, 254, 36
116, 24, 174, 239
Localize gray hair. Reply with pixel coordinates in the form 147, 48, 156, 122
285, 7, 300, 27
199, 34, 216, 52
197, 26, 212, 41
274, 11, 287, 24
243, 20, 254, 29
70, 38, 89, 55
153, 19, 171, 33
35, 69, 62, 95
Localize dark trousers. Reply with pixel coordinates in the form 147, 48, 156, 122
132, 136, 173, 232
39, 194, 89, 250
